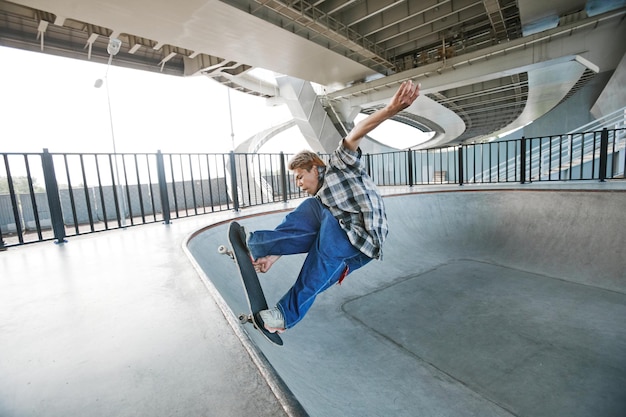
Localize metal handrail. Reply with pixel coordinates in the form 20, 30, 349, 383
1, 127, 624, 248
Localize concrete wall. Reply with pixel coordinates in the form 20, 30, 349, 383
382, 190, 625, 292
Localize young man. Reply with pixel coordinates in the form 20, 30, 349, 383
246, 80, 420, 333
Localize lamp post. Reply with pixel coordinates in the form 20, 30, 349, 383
227, 87, 235, 150
95, 38, 127, 227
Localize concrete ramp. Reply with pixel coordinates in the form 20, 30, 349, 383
188, 188, 626, 417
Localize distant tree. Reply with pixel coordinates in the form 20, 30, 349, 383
0, 176, 46, 194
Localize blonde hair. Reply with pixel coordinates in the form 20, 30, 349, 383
288, 150, 326, 171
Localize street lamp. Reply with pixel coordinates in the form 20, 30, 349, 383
94, 37, 127, 227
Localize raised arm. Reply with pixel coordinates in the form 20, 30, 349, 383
343, 80, 420, 151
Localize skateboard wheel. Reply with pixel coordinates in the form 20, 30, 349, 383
238, 313, 250, 324
217, 245, 228, 254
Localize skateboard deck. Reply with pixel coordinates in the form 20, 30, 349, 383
218, 221, 283, 346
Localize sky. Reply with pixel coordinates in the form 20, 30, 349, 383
0, 45, 304, 155
0, 45, 430, 156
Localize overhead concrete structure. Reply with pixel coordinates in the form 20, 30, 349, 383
0, 0, 625, 151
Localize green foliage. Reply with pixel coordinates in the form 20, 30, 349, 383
0, 176, 45, 194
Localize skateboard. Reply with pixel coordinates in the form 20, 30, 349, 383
218, 221, 283, 346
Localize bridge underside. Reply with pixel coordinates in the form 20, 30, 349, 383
0, 0, 624, 151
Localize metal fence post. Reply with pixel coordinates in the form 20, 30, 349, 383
156, 150, 171, 224
458, 145, 464, 186
599, 128, 609, 182
407, 149, 414, 186
229, 151, 240, 211
3, 154, 24, 244
520, 136, 527, 184
280, 152, 288, 202
41, 149, 66, 243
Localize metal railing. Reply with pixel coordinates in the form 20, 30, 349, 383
1, 127, 624, 249
460, 128, 625, 184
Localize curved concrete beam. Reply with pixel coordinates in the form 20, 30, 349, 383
485, 61, 587, 141
401, 96, 466, 149
235, 120, 296, 154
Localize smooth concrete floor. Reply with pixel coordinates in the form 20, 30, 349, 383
0, 206, 304, 417
2, 182, 625, 417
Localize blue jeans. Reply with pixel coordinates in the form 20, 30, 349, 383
248, 198, 372, 328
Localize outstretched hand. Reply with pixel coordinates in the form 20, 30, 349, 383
388, 80, 421, 114
343, 80, 421, 151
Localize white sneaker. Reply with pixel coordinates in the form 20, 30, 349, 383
259, 307, 285, 333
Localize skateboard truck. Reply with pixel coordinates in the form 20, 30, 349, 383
217, 244, 234, 261
238, 313, 253, 324
238, 313, 266, 333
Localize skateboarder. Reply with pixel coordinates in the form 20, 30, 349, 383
246, 80, 421, 333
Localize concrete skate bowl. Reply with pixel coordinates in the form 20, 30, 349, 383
187, 188, 626, 417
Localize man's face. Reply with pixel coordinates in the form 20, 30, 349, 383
293, 166, 320, 195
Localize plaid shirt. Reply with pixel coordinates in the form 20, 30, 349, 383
316, 142, 388, 260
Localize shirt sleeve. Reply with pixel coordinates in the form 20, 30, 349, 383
332, 141, 362, 169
